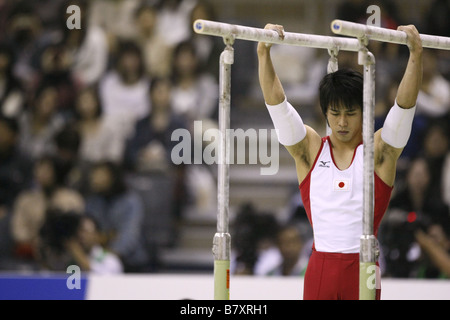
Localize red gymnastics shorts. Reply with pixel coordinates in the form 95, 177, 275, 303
303, 250, 381, 300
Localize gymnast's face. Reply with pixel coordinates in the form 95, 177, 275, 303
326, 104, 362, 143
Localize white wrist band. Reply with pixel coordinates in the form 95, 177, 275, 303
266, 97, 307, 146
381, 100, 416, 149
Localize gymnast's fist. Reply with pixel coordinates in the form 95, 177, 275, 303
398, 25, 422, 55
257, 23, 285, 53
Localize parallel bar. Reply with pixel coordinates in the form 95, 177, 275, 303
194, 19, 360, 52
331, 19, 450, 50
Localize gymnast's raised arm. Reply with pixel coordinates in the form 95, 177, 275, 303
374, 24, 423, 187
257, 23, 322, 184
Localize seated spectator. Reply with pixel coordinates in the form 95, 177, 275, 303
262, 225, 309, 276
0, 114, 33, 270
133, 4, 173, 78
52, 123, 83, 188
0, 42, 25, 119
74, 85, 124, 165
170, 40, 218, 125
18, 81, 66, 161
34, 41, 78, 117
231, 203, 279, 275
420, 119, 450, 208
416, 49, 450, 119
10, 155, 85, 264
123, 77, 186, 172
38, 211, 123, 274
88, 0, 142, 45
99, 40, 150, 151
0, 115, 33, 211
58, 0, 108, 88
3, 1, 44, 89
30, 0, 67, 34
83, 161, 150, 272
375, 77, 429, 164
155, 0, 196, 48
414, 220, 450, 279
379, 157, 449, 277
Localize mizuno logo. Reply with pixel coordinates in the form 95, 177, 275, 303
318, 161, 330, 168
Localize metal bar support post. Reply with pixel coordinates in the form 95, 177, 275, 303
358, 39, 377, 300
213, 35, 234, 300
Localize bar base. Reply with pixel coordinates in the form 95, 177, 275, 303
359, 262, 376, 300
214, 260, 230, 300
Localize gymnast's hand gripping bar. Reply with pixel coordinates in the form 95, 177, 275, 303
331, 19, 450, 50
194, 19, 361, 52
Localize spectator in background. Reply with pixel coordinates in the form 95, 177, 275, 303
52, 124, 83, 188
123, 77, 185, 172
34, 40, 77, 117
416, 49, 450, 119
0, 114, 33, 270
380, 157, 449, 277
425, 0, 450, 82
99, 40, 150, 150
32, 0, 68, 34
189, 0, 222, 80
39, 211, 123, 274
262, 225, 309, 276
420, 120, 450, 208
0, 42, 25, 119
171, 40, 218, 125
393, 157, 448, 228
83, 161, 150, 272
414, 221, 450, 279
74, 85, 124, 166
88, 0, 142, 51
133, 4, 173, 79
3, 1, 44, 90
0, 115, 32, 211
10, 155, 84, 267
231, 203, 279, 275
156, 0, 197, 48
18, 82, 67, 161
123, 77, 188, 248
58, 0, 108, 89
374, 77, 428, 164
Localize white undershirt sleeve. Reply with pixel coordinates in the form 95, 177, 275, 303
381, 100, 416, 149
266, 97, 307, 146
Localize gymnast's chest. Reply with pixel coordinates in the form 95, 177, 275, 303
310, 141, 364, 200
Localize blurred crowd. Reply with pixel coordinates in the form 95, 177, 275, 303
0, 0, 223, 274
0, 0, 447, 279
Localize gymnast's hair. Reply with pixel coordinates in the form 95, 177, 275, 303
318, 69, 363, 119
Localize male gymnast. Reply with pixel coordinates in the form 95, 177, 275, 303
257, 23, 422, 299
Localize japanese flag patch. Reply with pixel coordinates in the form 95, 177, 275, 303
334, 179, 351, 191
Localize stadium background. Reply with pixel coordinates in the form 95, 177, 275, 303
0, 0, 448, 299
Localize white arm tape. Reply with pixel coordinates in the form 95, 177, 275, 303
266, 97, 307, 146
381, 100, 416, 148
